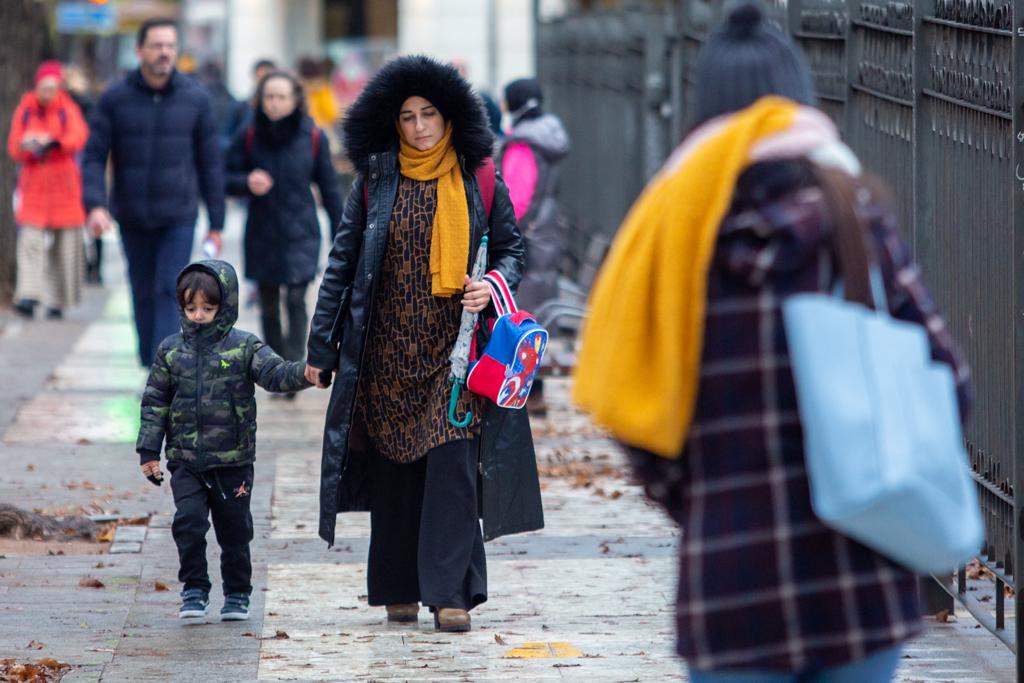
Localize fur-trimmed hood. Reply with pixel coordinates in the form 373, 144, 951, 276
342, 55, 494, 175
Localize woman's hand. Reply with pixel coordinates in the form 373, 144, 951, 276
248, 169, 274, 196
305, 363, 330, 388
462, 275, 491, 314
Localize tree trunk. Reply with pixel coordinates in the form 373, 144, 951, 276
0, 0, 52, 306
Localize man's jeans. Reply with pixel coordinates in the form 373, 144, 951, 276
120, 224, 195, 367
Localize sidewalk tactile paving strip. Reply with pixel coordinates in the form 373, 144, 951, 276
3, 393, 140, 444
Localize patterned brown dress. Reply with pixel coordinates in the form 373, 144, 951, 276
355, 175, 484, 463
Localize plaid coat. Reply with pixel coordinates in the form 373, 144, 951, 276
630, 160, 971, 672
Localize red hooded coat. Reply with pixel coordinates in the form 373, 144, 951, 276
7, 90, 89, 228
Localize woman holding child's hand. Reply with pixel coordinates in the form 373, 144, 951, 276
304, 56, 543, 634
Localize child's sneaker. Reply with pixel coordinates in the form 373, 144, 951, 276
220, 593, 250, 621
178, 588, 209, 619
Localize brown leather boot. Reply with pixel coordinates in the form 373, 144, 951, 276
385, 603, 419, 623
434, 607, 471, 632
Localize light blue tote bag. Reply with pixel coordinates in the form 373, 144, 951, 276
781, 171, 982, 575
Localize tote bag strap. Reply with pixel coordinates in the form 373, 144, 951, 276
811, 165, 886, 312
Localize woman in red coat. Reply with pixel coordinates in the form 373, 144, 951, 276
7, 61, 89, 319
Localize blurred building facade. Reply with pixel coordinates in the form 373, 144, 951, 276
397, 0, 533, 96
52, 0, 550, 122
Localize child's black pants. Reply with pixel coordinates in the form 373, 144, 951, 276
169, 463, 254, 596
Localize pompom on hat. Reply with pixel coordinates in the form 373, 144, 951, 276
35, 60, 64, 86
692, 1, 815, 126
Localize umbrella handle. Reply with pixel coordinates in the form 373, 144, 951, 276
448, 379, 473, 428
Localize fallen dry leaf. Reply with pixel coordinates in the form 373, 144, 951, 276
25, 464, 34, 472
935, 609, 954, 623
153, 581, 170, 592
268, 630, 290, 640
78, 577, 105, 589
26, 641, 44, 650
494, 634, 507, 645
0, 657, 72, 682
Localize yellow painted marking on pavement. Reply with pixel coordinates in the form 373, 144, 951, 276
502, 642, 583, 659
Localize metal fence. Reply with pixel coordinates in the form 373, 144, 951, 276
538, 0, 1024, 677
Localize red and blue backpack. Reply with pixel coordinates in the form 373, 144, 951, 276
467, 270, 548, 409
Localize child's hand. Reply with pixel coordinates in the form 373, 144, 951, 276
304, 363, 330, 389
141, 461, 163, 486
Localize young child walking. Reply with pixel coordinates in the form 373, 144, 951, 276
136, 259, 310, 621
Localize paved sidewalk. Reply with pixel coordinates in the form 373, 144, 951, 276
0, 220, 1016, 682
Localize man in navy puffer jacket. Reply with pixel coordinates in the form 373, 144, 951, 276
82, 18, 225, 367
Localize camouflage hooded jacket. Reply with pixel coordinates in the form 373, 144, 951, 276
136, 260, 310, 471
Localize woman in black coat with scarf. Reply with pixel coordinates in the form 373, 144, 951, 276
226, 71, 344, 366
304, 55, 544, 633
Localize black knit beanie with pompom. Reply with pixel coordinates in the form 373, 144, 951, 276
693, 1, 816, 126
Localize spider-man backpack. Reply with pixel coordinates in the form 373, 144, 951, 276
466, 270, 548, 409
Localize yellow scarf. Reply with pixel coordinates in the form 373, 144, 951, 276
398, 122, 468, 297
572, 97, 801, 459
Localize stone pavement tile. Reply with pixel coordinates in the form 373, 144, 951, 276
60, 665, 104, 683
0, 288, 107, 433
2, 393, 141, 444
49, 363, 149, 392
0, 582, 140, 604
99, 652, 257, 682
896, 609, 1016, 682
257, 554, 681, 681
0, 444, 166, 520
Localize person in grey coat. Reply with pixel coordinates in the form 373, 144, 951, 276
497, 77, 570, 311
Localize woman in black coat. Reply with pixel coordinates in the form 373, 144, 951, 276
226, 71, 344, 366
304, 55, 543, 633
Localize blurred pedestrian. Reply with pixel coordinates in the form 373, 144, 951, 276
498, 78, 569, 311
574, 3, 972, 681
199, 61, 247, 150
7, 61, 89, 319
297, 56, 339, 132
303, 55, 542, 633
251, 59, 277, 99
82, 18, 225, 368
64, 64, 105, 286
240, 58, 279, 311
480, 91, 503, 140
225, 71, 344, 379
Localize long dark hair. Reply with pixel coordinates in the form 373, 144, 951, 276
254, 70, 306, 116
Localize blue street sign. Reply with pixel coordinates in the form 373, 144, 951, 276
56, 2, 118, 34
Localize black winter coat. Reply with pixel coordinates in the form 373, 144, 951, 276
82, 70, 225, 231
137, 260, 311, 471
225, 111, 344, 285
307, 55, 544, 547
